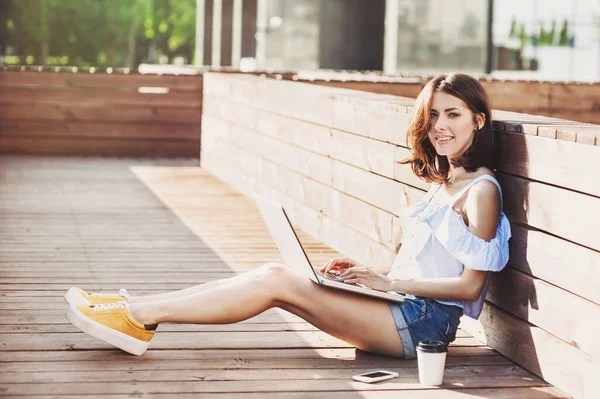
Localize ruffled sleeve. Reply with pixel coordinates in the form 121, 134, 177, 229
433, 207, 511, 272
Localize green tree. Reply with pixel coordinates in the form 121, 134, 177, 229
7, 0, 59, 64
150, 0, 196, 63
0, 0, 15, 57
518, 23, 528, 48
538, 24, 548, 45
509, 17, 517, 38
559, 18, 570, 46
1, 0, 197, 67
548, 19, 557, 45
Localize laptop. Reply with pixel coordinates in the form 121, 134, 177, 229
253, 195, 405, 303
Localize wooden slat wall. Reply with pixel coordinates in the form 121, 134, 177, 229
0, 71, 202, 157
200, 72, 600, 399
308, 76, 600, 126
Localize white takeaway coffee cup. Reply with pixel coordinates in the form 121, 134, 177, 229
416, 340, 448, 386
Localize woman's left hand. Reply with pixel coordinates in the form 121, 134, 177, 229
339, 267, 392, 292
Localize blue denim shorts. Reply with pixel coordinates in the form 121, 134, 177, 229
389, 297, 463, 359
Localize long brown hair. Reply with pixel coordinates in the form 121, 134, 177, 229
401, 73, 494, 185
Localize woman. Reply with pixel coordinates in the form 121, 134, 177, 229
65, 73, 510, 358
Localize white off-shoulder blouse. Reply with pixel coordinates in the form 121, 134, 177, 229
388, 174, 512, 319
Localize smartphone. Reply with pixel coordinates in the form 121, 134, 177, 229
352, 370, 399, 383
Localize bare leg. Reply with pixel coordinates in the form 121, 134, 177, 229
130, 268, 264, 304
129, 263, 405, 357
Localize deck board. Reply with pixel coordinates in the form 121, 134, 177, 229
0, 156, 568, 398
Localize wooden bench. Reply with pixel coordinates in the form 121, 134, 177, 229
0, 68, 202, 157
200, 72, 600, 399
291, 70, 600, 125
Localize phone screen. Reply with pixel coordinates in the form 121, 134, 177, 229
361, 372, 392, 378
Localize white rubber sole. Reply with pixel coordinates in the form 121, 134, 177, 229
66, 304, 150, 356
63, 287, 90, 306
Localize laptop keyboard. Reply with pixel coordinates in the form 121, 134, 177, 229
315, 269, 340, 281
315, 269, 357, 285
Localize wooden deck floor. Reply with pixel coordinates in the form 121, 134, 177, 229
0, 156, 568, 398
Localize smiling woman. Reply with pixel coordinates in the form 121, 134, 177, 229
401, 73, 496, 186
429, 92, 485, 160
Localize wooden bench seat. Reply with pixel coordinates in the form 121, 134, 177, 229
200, 72, 600, 399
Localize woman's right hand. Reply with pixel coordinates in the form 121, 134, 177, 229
320, 257, 356, 275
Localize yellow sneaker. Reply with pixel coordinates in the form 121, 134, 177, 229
64, 287, 130, 306
66, 301, 157, 356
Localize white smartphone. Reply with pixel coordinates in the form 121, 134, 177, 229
351, 370, 399, 383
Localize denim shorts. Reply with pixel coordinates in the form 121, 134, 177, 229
389, 297, 463, 359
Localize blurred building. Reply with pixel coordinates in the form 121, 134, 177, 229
202, 0, 599, 81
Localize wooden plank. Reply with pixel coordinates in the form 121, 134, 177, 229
0, 365, 536, 384
575, 130, 598, 145
329, 128, 397, 179
0, 137, 200, 157
0, 309, 307, 326
487, 267, 600, 359
0, 86, 201, 108
311, 80, 425, 99
549, 111, 600, 125
0, 387, 569, 399
0, 104, 201, 123
0, 346, 500, 363
0, 323, 323, 334
204, 123, 333, 186
508, 225, 600, 305
463, 303, 600, 399
0, 355, 512, 373
332, 96, 411, 145
482, 82, 552, 113
0, 370, 550, 396
203, 99, 332, 157
499, 173, 600, 252
0, 379, 553, 396
394, 146, 430, 191
497, 130, 600, 197
0, 270, 238, 277
549, 83, 600, 112
0, 121, 199, 140
302, 178, 396, 247
205, 72, 366, 127
0, 331, 485, 351
0, 71, 203, 92
0, 276, 241, 284
332, 158, 423, 216
254, 109, 332, 157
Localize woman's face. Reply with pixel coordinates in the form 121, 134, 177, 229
428, 92, 481, 160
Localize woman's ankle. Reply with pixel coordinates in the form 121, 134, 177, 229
128, 303, 159, 325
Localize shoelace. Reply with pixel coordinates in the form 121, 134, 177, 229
91, 301, 127, 312
90, 288, 130, 300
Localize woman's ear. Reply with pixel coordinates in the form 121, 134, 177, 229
475, 113, 486, 130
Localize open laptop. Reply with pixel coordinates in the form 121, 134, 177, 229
253, 195, 405, 303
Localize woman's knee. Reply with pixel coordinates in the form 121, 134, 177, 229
255, 262, 305, 302
256, 262, 294, 285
